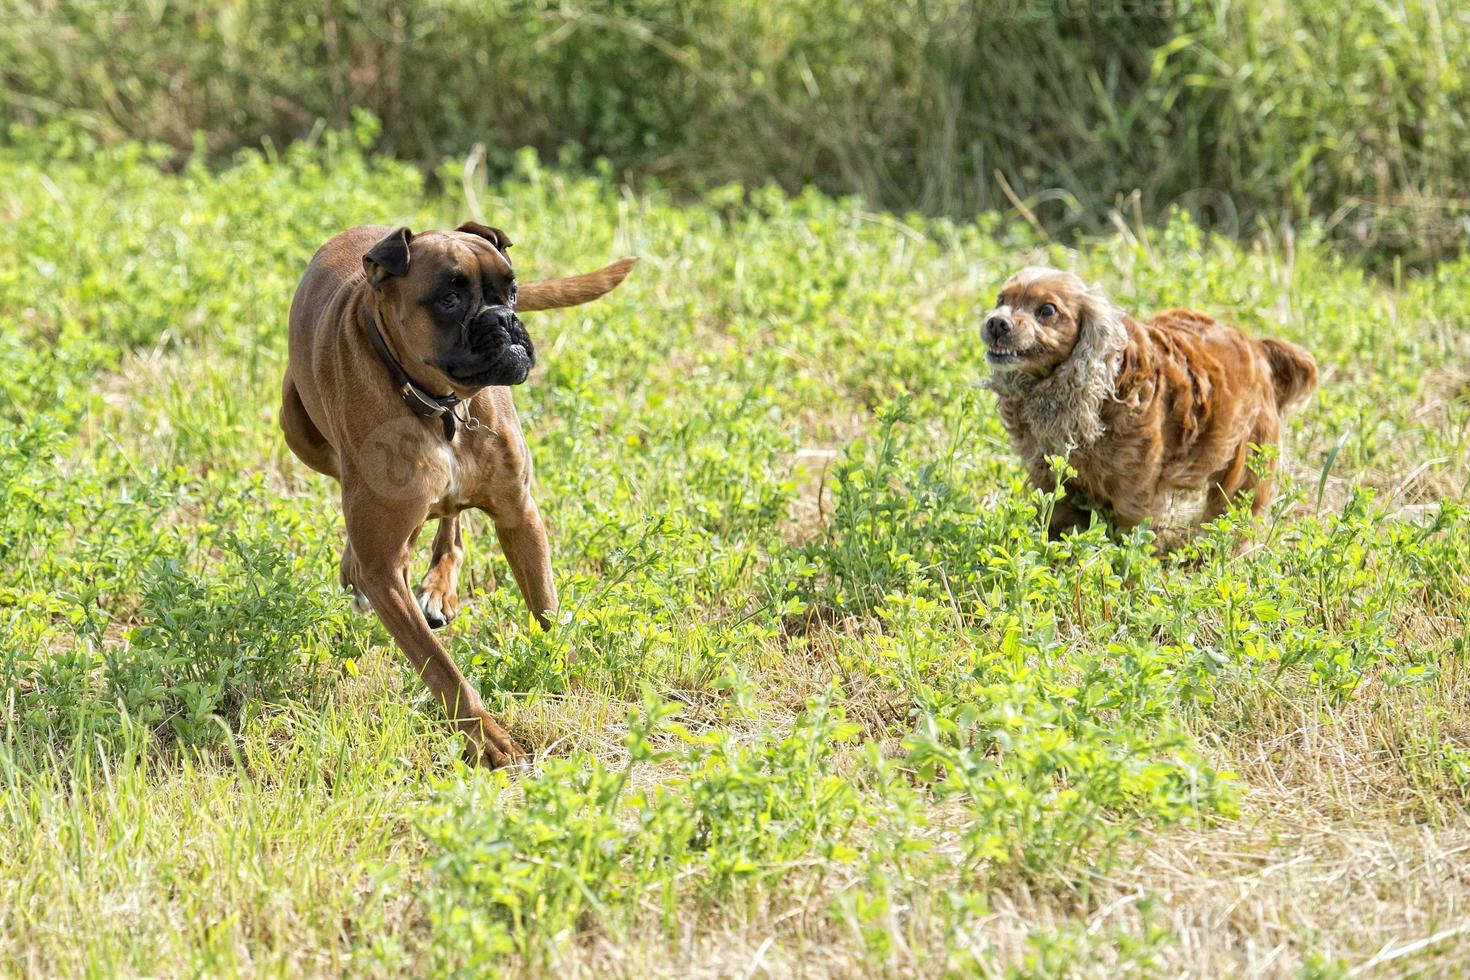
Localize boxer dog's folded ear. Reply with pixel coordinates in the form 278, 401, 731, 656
456, 222, 513, 254
363, 226, 413, 286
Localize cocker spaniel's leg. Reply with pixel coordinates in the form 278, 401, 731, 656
1204, 420, 1281, 522
1047, 495, 1091, 539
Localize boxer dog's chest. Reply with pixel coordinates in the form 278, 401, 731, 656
426, 438, 482, 516
433, 443, 464, 511
422, 420, 521, 518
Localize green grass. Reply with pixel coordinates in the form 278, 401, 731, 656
4, 0, 1469, 261
1, 132, 1468, 976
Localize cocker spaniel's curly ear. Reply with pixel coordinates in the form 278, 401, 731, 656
1070, 281, 1128, 366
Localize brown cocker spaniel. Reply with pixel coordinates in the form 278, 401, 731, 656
982, 267, 1317, 537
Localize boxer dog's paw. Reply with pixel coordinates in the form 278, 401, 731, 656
415, 583, 459, 630
464, 708, 527, 770
350, 588, 372, 615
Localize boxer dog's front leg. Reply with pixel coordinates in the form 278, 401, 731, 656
344, 492, 522, 768
486, 491, 558, 632
416, 515, 465, 630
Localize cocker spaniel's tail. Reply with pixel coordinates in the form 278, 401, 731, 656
1259, 338, 1318, 412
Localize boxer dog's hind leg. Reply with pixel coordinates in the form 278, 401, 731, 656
340, 539, 372, 614
279, 377, 339, 478
345, 493, 522, 767
416, 514, 465, 630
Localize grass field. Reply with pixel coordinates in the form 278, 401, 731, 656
1, 132, 1468, 976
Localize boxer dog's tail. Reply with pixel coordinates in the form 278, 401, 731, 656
518, 257, 638, 312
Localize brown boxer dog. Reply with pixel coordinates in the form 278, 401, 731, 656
280, 223, 634, 767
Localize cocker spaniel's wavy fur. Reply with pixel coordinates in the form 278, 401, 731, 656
982, 267, 1317, 536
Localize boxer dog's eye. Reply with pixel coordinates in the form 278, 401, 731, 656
437, 292, 462, 312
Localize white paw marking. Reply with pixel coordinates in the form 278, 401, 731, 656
418, 590, 445, 623
414, 590, 452, 628
352, 590, 373, 615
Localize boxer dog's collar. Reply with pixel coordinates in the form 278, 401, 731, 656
363, 306, 466, 441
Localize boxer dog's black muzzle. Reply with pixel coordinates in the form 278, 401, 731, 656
442, 304, 535, 387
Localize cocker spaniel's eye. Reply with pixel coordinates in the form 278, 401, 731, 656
1037, 303, 1057, 318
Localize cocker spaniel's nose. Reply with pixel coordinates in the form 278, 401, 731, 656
983, 315, 1012, 342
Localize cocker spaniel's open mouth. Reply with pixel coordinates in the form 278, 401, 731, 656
985, 344, 1042, 366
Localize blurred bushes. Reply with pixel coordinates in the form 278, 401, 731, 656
2, 0, 1466, 258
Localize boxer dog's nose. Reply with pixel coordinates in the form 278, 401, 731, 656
466, 304, 524, 360
484, 305, 516, 330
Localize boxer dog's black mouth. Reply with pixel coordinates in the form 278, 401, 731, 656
443, 315, 536, 387
446, 346, 533, 387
